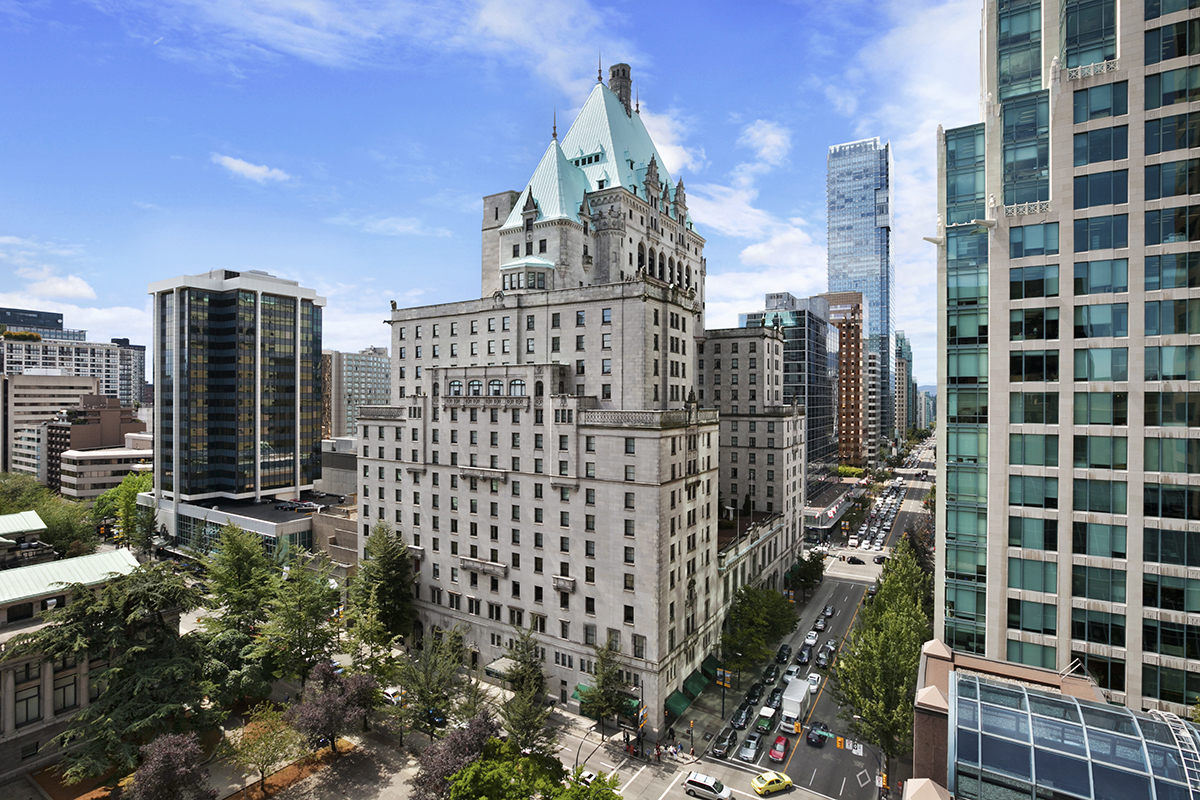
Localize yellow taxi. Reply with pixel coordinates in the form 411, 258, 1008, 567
751, 771, 793, 796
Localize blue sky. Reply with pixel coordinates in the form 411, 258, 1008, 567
0, 0, 985, 385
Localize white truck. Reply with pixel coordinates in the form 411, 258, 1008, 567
779, 679, 810, 734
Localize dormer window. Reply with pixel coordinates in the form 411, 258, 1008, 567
597, 180, 605, 190
524, 218, 533, 232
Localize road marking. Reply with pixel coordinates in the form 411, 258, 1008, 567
839, 777, 846, 796
803, 596, 864, 727
600, 761, 614, 768
617, 764, 646, 794
653, 773, 682, 800
809, 769, 817, 785
731, 790, 757, 799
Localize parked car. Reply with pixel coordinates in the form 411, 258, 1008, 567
847, 556, 865, 565
711, 728, 739, 759
731, 701, 753, 729
745, 682, 764, 705
768, 735, 789, 762
775, 644, 792, 664
765, 687, 784, 709
873, 554, 888, 564
738, 731, 763, 762
807, 721, 831, 747
761, 665, 780, 685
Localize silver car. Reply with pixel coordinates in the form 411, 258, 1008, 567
738, 731, 763, 762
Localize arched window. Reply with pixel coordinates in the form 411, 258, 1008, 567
535, 381, 544, 397
686, 266, 692, 286
468, 380, 482, 396
637, 243, 645, 269
449, 380, 463, 396
509, 380, 526, 396
558, 381, 565, 394
659, 253, 666, 280
648, 248, 656, 274
489, 380, 503, 396
432, 382, 440, 396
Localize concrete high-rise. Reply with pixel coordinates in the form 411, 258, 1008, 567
895, 330, 915, 438
934, 0, 1199, 712
827, 138, 896, 449
321, 346, 391, 438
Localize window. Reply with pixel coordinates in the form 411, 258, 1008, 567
1146, 438, 1200, 473
1074, 347, 1128, 381
1147, 252, 1200, 290
1147, 346, 1200, 380
1010, 433, 1058, 466
1007, 558, 1057, 593
1147, 298, 1200, 335
1072, 81, 1127, 123
602, 308, 612, 324
1074, 214, 1128, 251
1146, 112, 1200, 156
1009, 475, 1059, 509
1010, 392, 1059, 424
1072, 608, 1125, 647
624, 605, 635, 624
1145, 527, 1200, 566
14, 685, 39, 727
1009, 265, 1059, 299
1146, 205, 1200, 245
1072, 521, 1126, 558
1146, 158, 1200, 202
1075, 435, 1128, 469
1074, 126, 1128, 166
1009, 350, 1060, 382
1074, 259, 1127, 295
1071, 565, 1125, 602
625, 438, 635, 454
1145, 483, 1200, 519
1009, 516, 1057, 550
1009, 308, 1059, 341
1074, 391, 1127, 424
1146, 66, 1200, 110
1073, 170, 1127, 209
1009, 223, 1059, 258
1073, 478, 1127, 513
1146, 391, 1200, 426
624, 574, 635, 591
1008, 599, 1057, 635
624, 546, 635, 564
576, 311, 585, 326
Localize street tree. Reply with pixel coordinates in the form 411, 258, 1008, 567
11, 563, 209, 784
396, 628, 466, 740
578, 640, 628, 741
411, 713, 502, 800
504, 625, 545, 697
351, 520, 417, 642
286, 661, 377, 758
446, 738, 565, 800
125, 732, 217, 800
499, 684, 555, 756
31, 493, 96, 557
228, 703, 304, 794
791, 551, 826, 600
558, 770, 623, 800
344, 583, 396, 680
454, 664, 494, 725
201, 521, 278, 637
199, 628, 273, 709
252, 550, 340, 686
130, 495, 159, 556
721, 584, 799, 675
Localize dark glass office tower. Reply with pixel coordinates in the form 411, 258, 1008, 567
150, 270, 324, 500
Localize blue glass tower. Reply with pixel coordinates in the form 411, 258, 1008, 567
827, 138, 896, 441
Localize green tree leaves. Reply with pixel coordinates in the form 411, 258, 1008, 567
578, 641, 629, 740
721, 584, 799, 674
201, 521, 278, 638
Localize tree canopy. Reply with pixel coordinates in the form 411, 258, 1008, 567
396, 629, 467, 740
0, 472, 96, 557
411, 713, 501, 800
251, 550, 340, 686
12, 562, 209, 784
201, 521, 278, 637
578, 641, 629, 740
351, 520, 417, 643
125, 732, 216, 800
721, 584, 799, 674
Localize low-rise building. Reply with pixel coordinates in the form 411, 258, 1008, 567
1, 374, 101, 477
0, 549, 141, 781
0, 511, 55, 570
59, 432, 153, 505
44, 396, 146, 493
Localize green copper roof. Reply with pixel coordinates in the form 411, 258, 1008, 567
0, 548, 140, 607
0, 510, 47, 537
502, 81, 684, 231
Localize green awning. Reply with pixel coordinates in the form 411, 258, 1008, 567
572, 683, 591, 702
665, 690, 691, 718
701, 655, 720, 680
622, 695, 640, 716
682, 669, 709, 699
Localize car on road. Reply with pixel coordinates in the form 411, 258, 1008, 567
382, 686, 408, 706
775, 644, 792, 664
731, 701, 753, 729
873, 554, 888, 564
751, 771, 793, 796
578, 770, 597, 786
738, 731, 763, 762
755, 707, 777, 733
765, 687, 784, 709
812, 617, 826, 632
783, 664, 802, 683
796, 645, 812, 664
804, 631, 819, 646
867, 584, 879, 600
807, 721, 832, 747
767, 735, 789, 762
711, 728, 739, 759
745, 682, 765, 705
823, 605, 835, 617
847, 556, 865, 565
761, 665, 780, 685
815, 649, 831, 669
807, 672, 822, 694
684, 772, 731, 800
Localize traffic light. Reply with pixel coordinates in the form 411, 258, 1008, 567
689, 719, 694, 729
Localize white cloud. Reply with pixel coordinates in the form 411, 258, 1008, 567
638, 105, 707, 176
0, 290, 152, 349
325, 213, 452, 238
23, 272, 98, 300
738, 120, 791, 166
211, 153, 291, 183
0, 237, 97, 300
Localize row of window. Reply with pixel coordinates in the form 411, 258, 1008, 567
1006, 347, 1200, 382
397, 309, 616, 340
1011, 255, 1200, 297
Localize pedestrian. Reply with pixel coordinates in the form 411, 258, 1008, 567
655, 746, 661, 762
690, 746, 695, 756
668, 726, 675, 742
284, 693, 289, 703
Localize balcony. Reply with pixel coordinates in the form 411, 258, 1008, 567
552, 575, 576, 592
459, 466, 509, 483
1067, 59, 1118, 81
442, 395, 530, 410
1003, 201, 1051, 218
580, 408, 719, 429
460, 556, 508, 578
408, 545, 425, 561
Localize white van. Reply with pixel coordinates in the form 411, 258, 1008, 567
684, 772, 732, 800
847, 536, 859, 548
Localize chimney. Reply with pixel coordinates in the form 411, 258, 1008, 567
608, 63, 632, 116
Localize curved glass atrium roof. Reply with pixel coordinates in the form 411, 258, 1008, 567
950, 673, 1200, 800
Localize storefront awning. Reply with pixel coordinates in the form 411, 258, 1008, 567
664, 690, 691, 718
701, 654, 721, 680
572, 683, 591, 702
484, 656, 516, 680
682, 669, 709, 699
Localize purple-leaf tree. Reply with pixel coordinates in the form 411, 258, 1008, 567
285, 661, 377, 758
125, 732, 217, 800
410, 713, 501, 800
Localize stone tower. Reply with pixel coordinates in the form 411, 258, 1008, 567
608, 63, 631, 116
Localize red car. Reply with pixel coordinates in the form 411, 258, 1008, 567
768, 735, 788, 762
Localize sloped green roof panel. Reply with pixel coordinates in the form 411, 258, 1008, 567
502, 139, 590, 229
0, 549, 140, 606
0, 510, 47, 537
701, 655, 721, 680
664, 690, 691, 718
683, 670, 709, 699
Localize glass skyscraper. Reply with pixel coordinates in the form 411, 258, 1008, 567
935, 0, 1200, 713
827, 137, 896, 441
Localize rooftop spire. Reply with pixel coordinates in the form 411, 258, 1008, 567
635, 83, 639, 113
597, 51, 602, 82
552, 108, 557, 140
